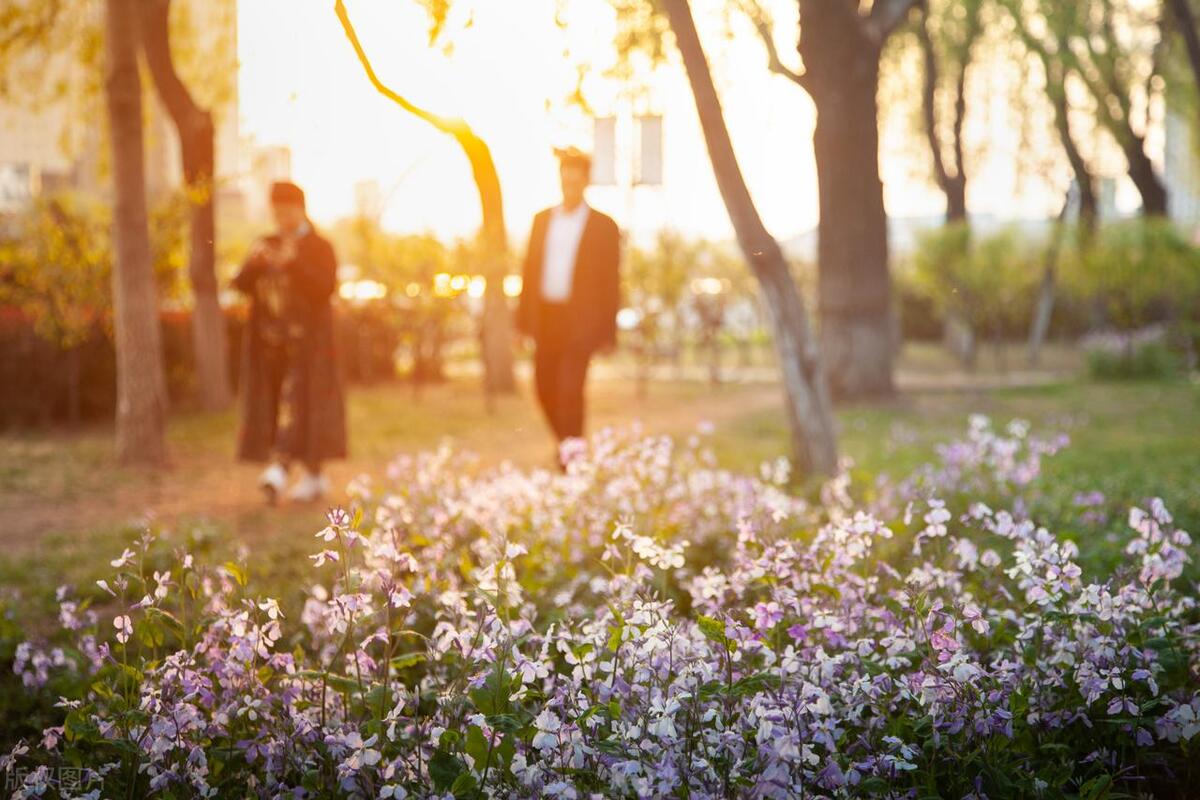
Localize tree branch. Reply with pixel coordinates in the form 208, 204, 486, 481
334, 1, 507, 250
333, 0, 468, 137
861, 0, 920, 46
916, 6, 953, 191
737, 0, 807, 88
138, 0, 213, 183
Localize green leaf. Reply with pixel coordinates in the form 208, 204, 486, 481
222, 561, 247, 587
465, 724, 489, 767
697, 615, 731, 651
606, 622, 624, 652
390, 652, 426, 671
594, 737, 628, 756
576, 704, 607, 725
135, 617, 166, 648
859, 776, 891, 794
1080, 774, 1112, 800
450, 771, 478, 798
486, 713, 525, 733
429, 749, 464, 791
811, 582, 841, 601
295, 669, 359, 695
730, 672, 781, 698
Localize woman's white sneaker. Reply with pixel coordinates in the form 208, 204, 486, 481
287, 474, 329, 503
258, 463, 289, 505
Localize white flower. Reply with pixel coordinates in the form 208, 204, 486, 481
543, 781, 578, 798
152, 571, 171, 601
311, 550, 340, 567
257, 598, 283, 620
239, 696, 263, 721
110, 548, 135, 568
389, 586, 413, 609
532, 709, 561, 750
113, 615, 133, 644
342, 732, 382, 771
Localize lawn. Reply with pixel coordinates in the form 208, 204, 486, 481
2, 361, 1196, 626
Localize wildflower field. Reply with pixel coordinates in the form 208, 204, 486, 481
1, 379, 1199, 798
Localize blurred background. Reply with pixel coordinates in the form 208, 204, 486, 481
0, 0, 1197, 551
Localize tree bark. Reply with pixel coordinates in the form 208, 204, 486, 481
460, 131, 517, 397
1050, 89, 1097, 236
1124, 136, 1168, 216
916, 6, 971, 223
104, 0, 168, 465
1012, 10, 1098, 237
139, 0, 233, 411
1168, 0, 1200, 99
662, 0, 837, 477
798, 0, 898, 400
1027, 189, 1072, 366
335, 0, 515, 396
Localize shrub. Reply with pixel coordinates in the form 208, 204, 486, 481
1082, 325, 1181, 381
1063, 219, 1200, 335
907, 224, 1039, 364
2, 423, 1197, 798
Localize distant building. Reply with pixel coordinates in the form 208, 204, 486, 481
238, 138, 293, 225
0, 0, 242, 215
0, 9, 103, 211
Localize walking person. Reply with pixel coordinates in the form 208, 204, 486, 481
516, 147, 621, 464
232, 181, 347, 503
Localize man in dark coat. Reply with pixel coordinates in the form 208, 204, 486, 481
516, 147, 621, 462
232, 181, 346, 503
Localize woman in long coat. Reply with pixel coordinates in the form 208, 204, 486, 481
232, 182, 346, 503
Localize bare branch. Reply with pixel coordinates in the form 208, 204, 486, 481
139, 0, 213, 183
916, 7, 953, 191
333, 0, 467, 137
736, 0, 807, 88
861, 0, 920, 45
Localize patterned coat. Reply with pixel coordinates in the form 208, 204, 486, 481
231, 225, 347, 464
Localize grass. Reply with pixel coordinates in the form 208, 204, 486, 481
1, 349, 1196, 627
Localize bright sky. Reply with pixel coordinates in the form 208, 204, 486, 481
235, 0, 1089, 246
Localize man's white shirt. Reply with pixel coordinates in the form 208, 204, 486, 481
540, 203, 590, 302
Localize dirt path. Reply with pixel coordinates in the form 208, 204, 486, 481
0, 378, 785, 553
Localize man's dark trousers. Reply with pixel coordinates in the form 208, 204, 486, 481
534, 301, 589, 441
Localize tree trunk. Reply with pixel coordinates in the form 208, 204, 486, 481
1125, 137, 1168, 216
335, 0, 515, 397
458, 130, 517, 397
1169, 0, 1200, 101
139, 0, 232, 412
1027, 192, 1071, 367
1043, 60, 1099, 239
1027, 263, 1056, 367
104, 0, 168, 465
65, 345, 82, 427
799, 1, 895, 400
662, 0, 837, 477
917, 7, 969, 224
